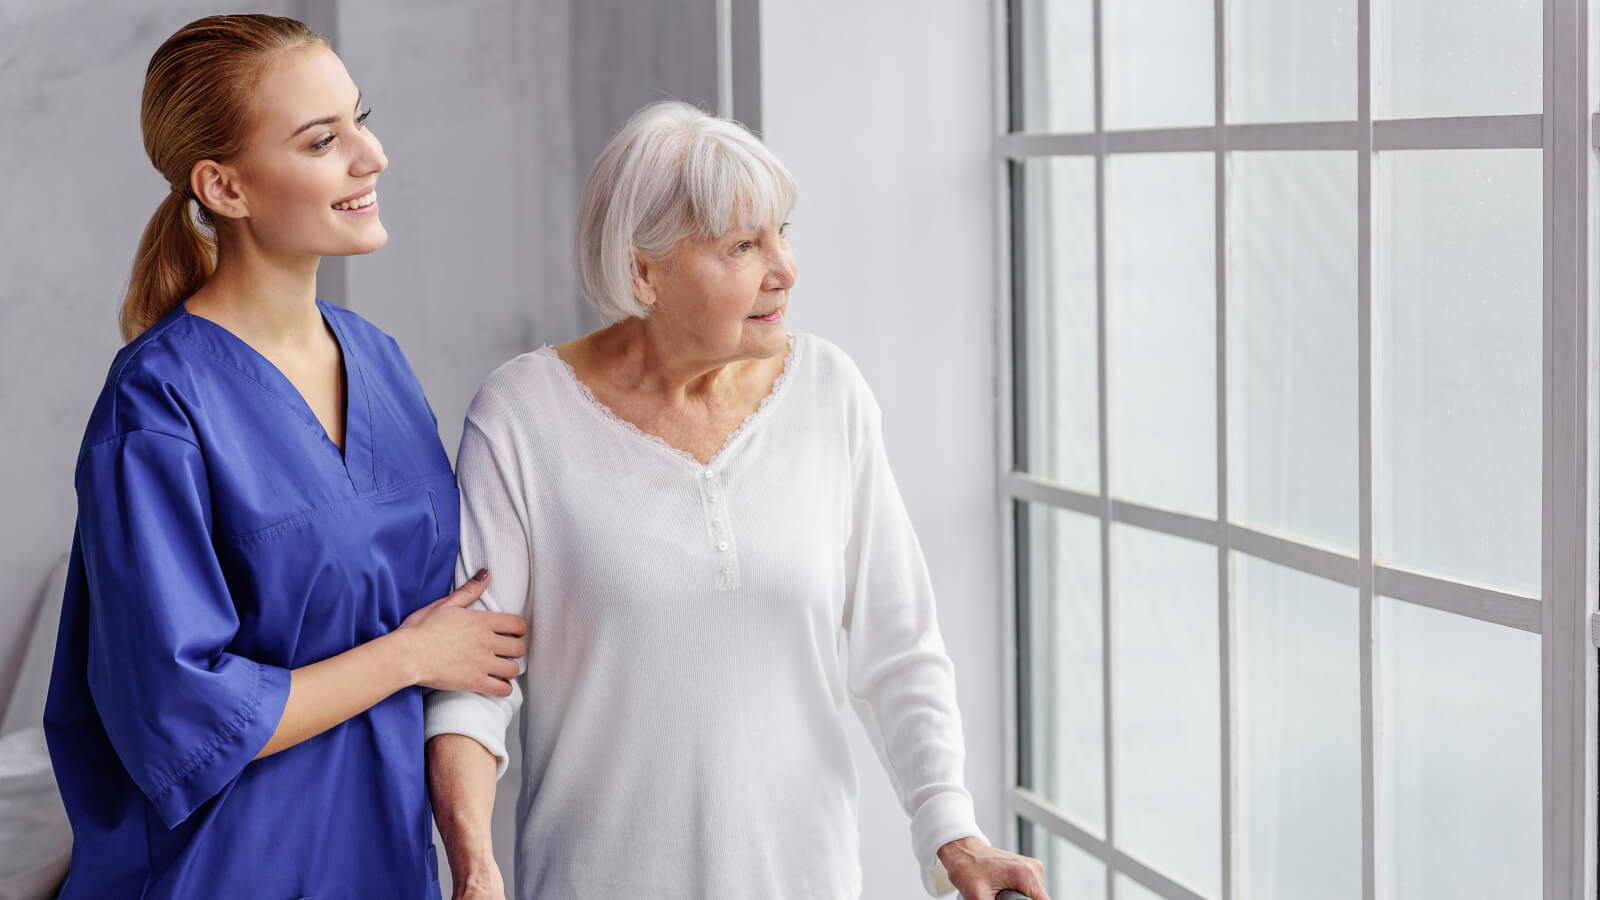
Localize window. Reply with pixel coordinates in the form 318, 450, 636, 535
1001, 1, 1596, 897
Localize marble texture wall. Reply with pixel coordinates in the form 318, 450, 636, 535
0, 0, 302, 738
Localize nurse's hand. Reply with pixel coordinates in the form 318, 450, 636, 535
397, 569, 527, 696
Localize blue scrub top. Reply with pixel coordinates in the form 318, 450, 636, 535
45, 299, 458, 899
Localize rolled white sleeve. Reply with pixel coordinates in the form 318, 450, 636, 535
423, 685, 519, 778
842, 391, 985, 896
422, 403, 534, 780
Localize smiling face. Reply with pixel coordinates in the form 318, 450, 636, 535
199, 43, 388, 258
640, 217, 798, 364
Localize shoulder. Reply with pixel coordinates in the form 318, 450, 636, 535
81, 311, 213, 449
464, 348, 569, 435
789, 332, 879, 419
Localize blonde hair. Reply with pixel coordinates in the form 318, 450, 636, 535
119, 14, 325, 342
575, 101, 798, 323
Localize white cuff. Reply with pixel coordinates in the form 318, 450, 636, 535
911, 790, 985, 896
423, 687, 517, 779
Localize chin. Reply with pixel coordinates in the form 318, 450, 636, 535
331, 225, 389, 256
747, 326, 788, 358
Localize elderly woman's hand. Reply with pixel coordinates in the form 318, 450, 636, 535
451, 866, 506, 900
938, 836, 1051, 900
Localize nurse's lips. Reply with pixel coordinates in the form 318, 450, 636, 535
331, 185, 379, 216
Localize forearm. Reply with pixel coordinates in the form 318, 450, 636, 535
254, 630, 419, 759
427, 733, 502, 885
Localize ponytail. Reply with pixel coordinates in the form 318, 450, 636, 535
119, 189, 216, 343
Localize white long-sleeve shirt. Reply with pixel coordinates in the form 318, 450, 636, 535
424, 333, 983, 898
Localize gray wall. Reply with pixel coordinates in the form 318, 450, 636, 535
0, 0, 302, 733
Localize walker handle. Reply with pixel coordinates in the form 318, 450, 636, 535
997, 892, 1033, 900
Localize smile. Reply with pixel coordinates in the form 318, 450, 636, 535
332, 190, 377, 212
747, 307, 784, 324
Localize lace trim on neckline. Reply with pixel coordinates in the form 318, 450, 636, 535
538, 335, 802, 468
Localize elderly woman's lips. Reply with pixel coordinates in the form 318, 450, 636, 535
747, 308, 784, 323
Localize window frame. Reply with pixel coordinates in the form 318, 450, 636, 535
993, 0, 1599, 897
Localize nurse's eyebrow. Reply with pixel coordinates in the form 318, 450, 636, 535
287, 91, 363, 140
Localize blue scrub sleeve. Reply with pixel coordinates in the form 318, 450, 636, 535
75, 429, 292, 830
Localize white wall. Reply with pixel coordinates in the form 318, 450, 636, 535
760, 3, 1006, 897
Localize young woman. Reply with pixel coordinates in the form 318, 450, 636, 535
43, 15, 524, 899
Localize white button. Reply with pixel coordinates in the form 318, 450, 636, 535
709, 493, 720, 502
720, 566, 731, 576
712, 518, 722, 526
703, 470, 715, 479
718, 541, 729, 551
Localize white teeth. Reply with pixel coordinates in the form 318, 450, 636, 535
334, 190, 376, 211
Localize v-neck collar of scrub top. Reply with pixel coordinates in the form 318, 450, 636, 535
177, 297, 376, 495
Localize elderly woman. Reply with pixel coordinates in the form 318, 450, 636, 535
424, 101, 1048, 900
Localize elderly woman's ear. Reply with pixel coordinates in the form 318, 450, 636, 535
628, 247, 658, 309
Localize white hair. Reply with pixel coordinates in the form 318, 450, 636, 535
575, 100, 798, 322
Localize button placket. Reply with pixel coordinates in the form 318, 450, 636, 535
697, 468, 740, 591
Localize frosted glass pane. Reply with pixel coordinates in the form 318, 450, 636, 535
1019, 158, 1099, 490
1228, 152, 1357, 551
1234, 554, 1360, 900
1022, 504, 1104, 833
1112, 524, 1219, 898
1107, 153, 1215, 515
1377, 150, 1541, 595
1022, 820, 1107, 899
1378, 0, 1541, 118
1016, 0, 1095, 133
1228, 0, 1356, 123
1117, 874, 1168, 900
1103, 0, 1213, 130
1380, 598, 1541, 899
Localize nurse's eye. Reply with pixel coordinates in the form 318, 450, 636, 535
312, 132, 337, 151
355, 107, 372, 128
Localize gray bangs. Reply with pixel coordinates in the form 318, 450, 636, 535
682, 134, 798, 237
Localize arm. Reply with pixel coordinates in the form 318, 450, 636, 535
841, 395, 1048, 898
255, 571, 523, 759
427, 734, 504, 899
423, 405, 535, 893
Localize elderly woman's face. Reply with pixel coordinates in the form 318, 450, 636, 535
649, 219, 797, 361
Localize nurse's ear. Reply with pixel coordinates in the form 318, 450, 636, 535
189, 159, 249, 221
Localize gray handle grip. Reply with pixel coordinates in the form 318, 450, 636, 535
997, 892, 1033, 900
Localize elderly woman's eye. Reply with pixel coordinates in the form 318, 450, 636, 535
735, 240, 754, 253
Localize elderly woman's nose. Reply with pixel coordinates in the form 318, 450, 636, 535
766, 249, 798, 288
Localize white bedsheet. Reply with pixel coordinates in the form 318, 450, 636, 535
0, 555, 71, 900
